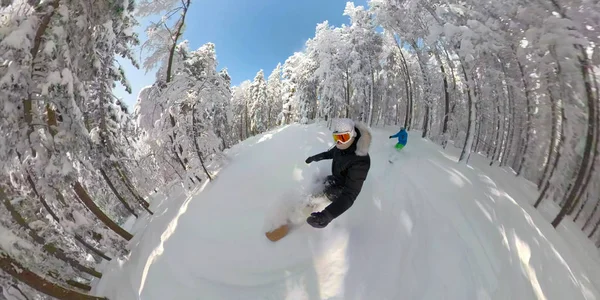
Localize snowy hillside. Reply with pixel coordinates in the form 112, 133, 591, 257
93, 123, 600, 300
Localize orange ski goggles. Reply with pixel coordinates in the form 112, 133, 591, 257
333, 131, 353, 144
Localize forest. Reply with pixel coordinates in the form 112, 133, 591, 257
0, 0, 599, 298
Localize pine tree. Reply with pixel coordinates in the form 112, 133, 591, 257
249, 70, 268, 134
267, 63, 283, 128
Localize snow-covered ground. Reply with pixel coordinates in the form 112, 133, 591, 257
92, 122, 600, 300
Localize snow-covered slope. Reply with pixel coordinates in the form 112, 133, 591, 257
93, 122, 600, 300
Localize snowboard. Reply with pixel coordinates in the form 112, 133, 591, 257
265, 223, 290, 242
264, 193, 328, 242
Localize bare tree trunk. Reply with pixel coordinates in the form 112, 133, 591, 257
30, 1, 60, 60
499, 109, 511, 166
160, 153, 184, 180
244, 101, 250, 137
535, 103, 565, 208
345, 68, 351, 119
568, 52, 599, 215
516, 60, 533, 176
393, 38, 413, 130
395, 96, 401, 125
23, 0, 60, 158
424, 7, 460, 143
168, 116, 187, 172
467, 75, 482, 163
73, 182, 133, 240
5, 283, 30, 300
497, 94, 509, 166
25, 175, 112, 261
163, 0, 191, 181
165, 1, 190, 84
499, 61, 514, 167
267, 101, 272, 129
589, 211, 600, 238
459, 63, 476, 162
73, 235, 111, 262
483, 122, 492, 158
422, 105, 430, 138
506, 114, 518, 168
473, 103, 483, 153
490, 99, 501, 165
506, 99, 524, 170
436, 49, 450, 142
552, 52, 597, 228
368, 61, 375, 127
99, 168, 138, 218
404, 76, 412, 129
44, 106, 139, 240
491, 82, 508, 167
377, 94, 384, 126
111, 162, 152, 214
1, 188, 102, 279
26, 173, 61, 222
507, 96, 518, 168
409, 39, 431, 138
94, 62, 149, 215
583, 198, 600, 231
0, 253, 107, 300
539, 86, 559, 190
574, 192, 589, 222
239, 116, 244, 141
192, 104, 213, 181
444, 50, 458, 150
483, 97, 493, 157
48, 184, 67, 207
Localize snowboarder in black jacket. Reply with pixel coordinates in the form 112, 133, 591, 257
304, 118, 372, 228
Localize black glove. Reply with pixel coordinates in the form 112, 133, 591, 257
307, 210, 334, 228
389, 136, 393, 139
305, 155, 317, 164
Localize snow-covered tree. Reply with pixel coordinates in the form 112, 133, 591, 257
249, 70, 269, 134
0, 0, 141, 297
135, 41, 232, 186
230, 80, 252, 141
266, 63, 283, 128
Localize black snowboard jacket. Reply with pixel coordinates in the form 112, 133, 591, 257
309, 122, 372, 219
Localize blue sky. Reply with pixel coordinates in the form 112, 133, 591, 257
115, 0, 369, 109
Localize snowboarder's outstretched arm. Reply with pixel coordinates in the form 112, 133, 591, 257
305, 147, 334, 164
390, 130, 408, 144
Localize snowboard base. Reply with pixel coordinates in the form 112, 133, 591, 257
265, 224, 290, 242
264, 197, 327, 242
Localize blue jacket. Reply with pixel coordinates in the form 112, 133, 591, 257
390, 129, 408, 145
